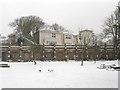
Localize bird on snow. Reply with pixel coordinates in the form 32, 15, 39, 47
48, 69, 54, 72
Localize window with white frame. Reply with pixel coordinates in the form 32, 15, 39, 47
66, 35, 72, 39
52, 33, 56, 38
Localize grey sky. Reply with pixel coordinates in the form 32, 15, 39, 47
0, 0, 119, 36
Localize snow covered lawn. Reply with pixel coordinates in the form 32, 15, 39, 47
0, 60, 118, 88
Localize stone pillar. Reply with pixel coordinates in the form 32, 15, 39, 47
42, 43, 45, 61
81, 45, 84, 66
64, 44, 68, 61
53, 45, 56, 60
19, 42, 23, 60
104, 43, 108, 60
75, 44, 78, 61
85, 44, 88, 60
7, 42, 11, 60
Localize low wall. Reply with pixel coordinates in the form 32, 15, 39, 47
0, 44, 120, 61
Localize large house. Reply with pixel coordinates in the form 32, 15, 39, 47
34, 27, 80, 45
0, 28, 101, 61
6, 27, 94, 46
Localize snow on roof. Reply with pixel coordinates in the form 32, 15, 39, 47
72, 33, 78, 35
63, 32, 69, 34
40, 28, 63, 34
80, 29, 93, 32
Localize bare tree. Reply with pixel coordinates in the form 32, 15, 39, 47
51, 23, 68, 32
9, 15, 45, 44
102, 12, 119, 46
102, 6, 120, 59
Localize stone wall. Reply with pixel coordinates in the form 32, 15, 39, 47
0, 44, 120, 61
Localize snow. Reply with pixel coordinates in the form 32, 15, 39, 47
0, 60, 118, 88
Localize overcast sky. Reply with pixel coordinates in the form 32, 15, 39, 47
0, 0, 119, 36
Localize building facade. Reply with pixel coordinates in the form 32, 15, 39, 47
39, 29, 63, 45
34, 27, 80, 45
79, 30, 94, 46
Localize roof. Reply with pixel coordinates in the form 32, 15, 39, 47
80, 29, 93, 33
40, 28, 62, 34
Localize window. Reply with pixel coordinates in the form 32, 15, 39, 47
46, 41, 57, 45
50, 42, 57, 45
52, 33, 56, 38
66, 35, 72, 39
